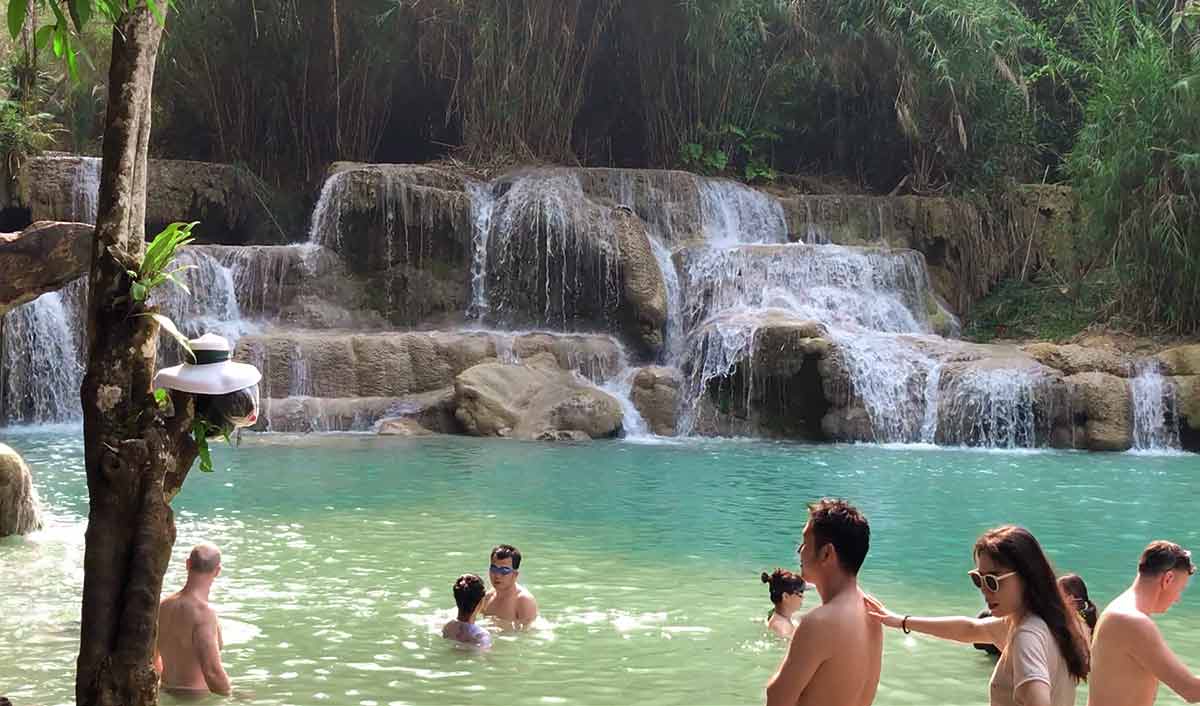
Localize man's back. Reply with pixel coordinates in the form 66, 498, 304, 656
157, 591, 228, 695
769, 586, 883, 706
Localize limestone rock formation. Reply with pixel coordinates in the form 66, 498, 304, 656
0, 222, 92, 314
1158, 345, 1200, 377
236, 331, 623, 401
376, 417, 435, 437
17, 155, 272, 244
453, 353, 623, 439
631, 366, 683, 436
483, 170, 669, 356
0, 443, 42, 536
311, 163, 475, 326
1067, 372, 1133, 451
1023, 342, 1132, 377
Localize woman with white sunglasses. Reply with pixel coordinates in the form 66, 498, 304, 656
865, 525, 1090, 706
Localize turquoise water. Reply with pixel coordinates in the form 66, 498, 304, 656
2, 429, 1199, 706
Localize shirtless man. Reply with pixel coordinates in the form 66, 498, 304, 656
1089, 540, 1200, 706
154, 543, 231, 697
766, 499, 882, 706
480, 544, 538, 629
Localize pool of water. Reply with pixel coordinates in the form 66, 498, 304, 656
1, 429, 1198, 706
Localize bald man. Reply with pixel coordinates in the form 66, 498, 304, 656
154, 543, 232, 696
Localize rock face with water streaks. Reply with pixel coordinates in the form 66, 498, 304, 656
0, 443, 42, 536
454, 353, 624, 439
631, 366, 683, 436
0, 222, 93, 314
1066, 372, 1133, 451
17, 155, 273, 244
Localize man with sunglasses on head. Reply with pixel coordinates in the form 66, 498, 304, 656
481, 544, 539, 630
766, 499, 882, 706
1089, 541, 1200, 706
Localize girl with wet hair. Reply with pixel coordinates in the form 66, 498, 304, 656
761, 568, 806, 638
865, 525, 1090, 706
1058, 574, 1098, 637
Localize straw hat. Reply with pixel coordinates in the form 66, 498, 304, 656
153, 333, 262, 395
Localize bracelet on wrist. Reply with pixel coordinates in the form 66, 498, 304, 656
902, 615, 911, 634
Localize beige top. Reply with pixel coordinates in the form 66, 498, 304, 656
990, 614, 1076, 706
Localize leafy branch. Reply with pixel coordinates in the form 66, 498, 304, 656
127, 220, 197, 302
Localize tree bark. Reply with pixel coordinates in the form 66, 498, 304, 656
76, 6, 199, 706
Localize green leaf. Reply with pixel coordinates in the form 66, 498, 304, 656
34, 25, 53, 53
162, 271, 192, 295
130, 281, 148, 302
146, 0, 165, 25
69, 0, 93, 32
153, 387, 169, 409
7, 0, 26, 40
143, 313, 195, 361
52, 28, 64, 58
193, 421, 213, 472
67, 46, 79, 81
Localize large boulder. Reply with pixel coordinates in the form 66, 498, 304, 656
631, 366, 683, 436
0, 222, 93, 315
1175, 376, 1200, 452
0, 443, 42, 536
453, 353, 623, 439
17, 155, 275, 244
1066, 372, 1133, 451
1158, 345, 1200, 377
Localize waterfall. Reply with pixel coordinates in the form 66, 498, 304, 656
467, 181, 496, 321
483, 172, 622, 329
936, 367, 1050, 448
1, 281, 87, 424
1131, 360, 1181, 451
72, 157, 101, 223
697, 178, 788, 245
307, 170, 351, 247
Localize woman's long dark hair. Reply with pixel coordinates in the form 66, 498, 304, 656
974, 526, 1090, 681
1058, 573, 1098, 632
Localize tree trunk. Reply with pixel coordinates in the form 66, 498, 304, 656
76, 6, 199, 706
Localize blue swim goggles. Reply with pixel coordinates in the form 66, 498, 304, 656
489, 564, 516, 576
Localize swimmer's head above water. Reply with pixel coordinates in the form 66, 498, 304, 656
761, 568, 806, 606
489, 544, 522, 590
186, 543, 222, 579
454, 574, 487, 620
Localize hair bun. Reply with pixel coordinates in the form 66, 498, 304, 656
761, 572, 770, 583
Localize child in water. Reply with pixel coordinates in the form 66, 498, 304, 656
442, 574, 492, 649
761, 568, 806, 638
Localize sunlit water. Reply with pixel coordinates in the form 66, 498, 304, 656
2, 429, 1199, 706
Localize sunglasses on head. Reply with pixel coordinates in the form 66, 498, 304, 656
489, 564, 515, 576
968, 569, 1017, 592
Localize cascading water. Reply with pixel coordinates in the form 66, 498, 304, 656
935, 367, 1051, 448
1, 280, 87, 423
697, 178, 788, 245
308, 170, 351, 248
1131, 360, 1181, 451
65, 156, 101, 223
467, 181, 496, 321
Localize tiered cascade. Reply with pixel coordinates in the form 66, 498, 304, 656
1, 158, 1194, 451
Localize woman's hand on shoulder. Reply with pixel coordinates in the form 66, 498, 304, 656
863, 594, 904, 629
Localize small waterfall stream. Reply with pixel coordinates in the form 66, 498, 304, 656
1131, 360, 1181, 451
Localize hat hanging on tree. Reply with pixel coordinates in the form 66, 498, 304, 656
153, 333, 261, 395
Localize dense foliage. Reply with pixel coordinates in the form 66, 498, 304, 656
4, 0, 1200, 333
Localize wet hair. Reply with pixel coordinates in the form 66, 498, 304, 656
806, 499, 870, 575
188, 544, 221, 575
1138, 541, 1196, 577
974, 526, 1090, 681
761, 568, 805, 605
491, 544, 522, 570
453, 574, 487, 616
1059, 574, 1098, 631
195, 385, 259, 438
